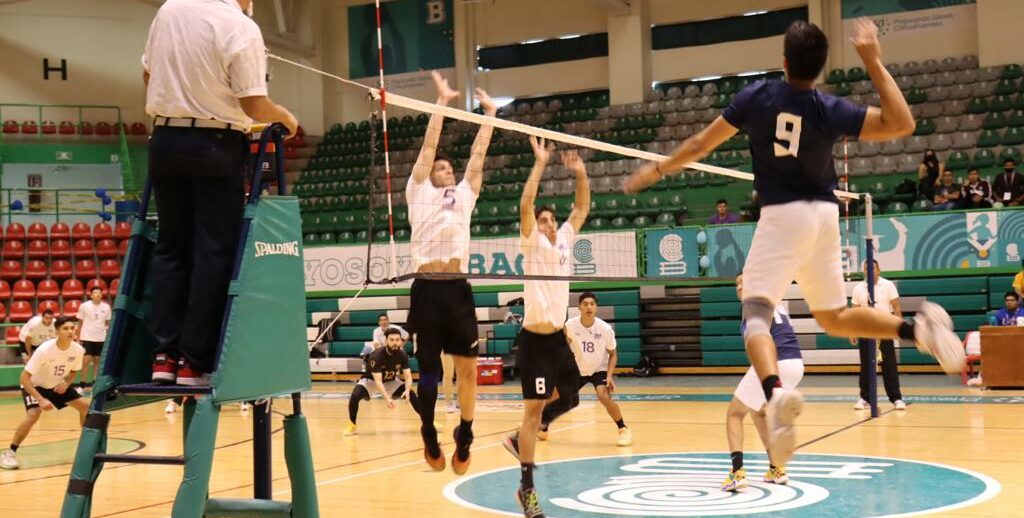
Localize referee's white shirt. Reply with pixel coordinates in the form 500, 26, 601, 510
142, 0, 268, 130
851, 276, 900, 314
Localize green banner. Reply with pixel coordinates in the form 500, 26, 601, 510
842, 0, 975, 19
348, 0, 455, 79
707, 208, 1024, 277
644, 228, 702, 278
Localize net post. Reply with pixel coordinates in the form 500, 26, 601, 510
864, 193, 879, 418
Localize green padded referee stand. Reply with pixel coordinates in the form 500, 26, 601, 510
61, 125, 319, 518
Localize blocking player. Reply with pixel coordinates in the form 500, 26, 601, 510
343, 328, 415, 436
722, 274, 803, 491
1, 317, 88, 470
405, 70, 496, 473
625, 19, 962, 466
502, 137, 589, 518
535, 292, 632, 447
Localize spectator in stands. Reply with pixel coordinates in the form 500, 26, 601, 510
961, 166, 993, 209
993, 158, 1024, 207
708, 198, 740, 225
917, 149, 943, 200
849, 260, 905, 411
143, 0, 299, 386
932, 170, 962, 211
371, 314, 409, 351
994, 292, 1023, 326
1012, 260, 1024, 299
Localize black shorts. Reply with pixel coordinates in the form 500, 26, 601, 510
21, 385, 81, 410
408, 279, 479, 374
578, 371, 609, 389
515, 328, 581, 400
18, 341, 27, 355
82, 341, 105, 357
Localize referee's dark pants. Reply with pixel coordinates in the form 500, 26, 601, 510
148, 126, 248, 373
858, 338, 903, 403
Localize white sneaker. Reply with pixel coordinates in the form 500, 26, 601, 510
913, 302, 966, 375
0, 449, 19, 470
765, 388, 804, 468
240, 402, 252, 412
853, 398, 869, 410
893, 400, 907, 410
164, 400, 177, 414
616, 427, 633, 447
446, 401, 458, 414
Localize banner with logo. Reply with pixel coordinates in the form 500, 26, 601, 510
304, 231, 638, 292
644, 228, 702, 278
707, 209, 1024, 277
347, 0, 454, 98
842, 0, 975, 18
840, 1, 976, 65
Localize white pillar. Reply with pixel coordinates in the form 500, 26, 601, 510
607, 0, 651, 106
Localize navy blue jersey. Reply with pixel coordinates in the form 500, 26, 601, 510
722, 80, 867, 206
741, 307, 802, 361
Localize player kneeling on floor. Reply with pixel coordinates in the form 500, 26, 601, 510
722, 274, 805, 491
2, 316, 89, 470
344, 328, 417, 436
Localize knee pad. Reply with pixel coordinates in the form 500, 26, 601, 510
418, 372, 441, 386
741, 297, 775, 342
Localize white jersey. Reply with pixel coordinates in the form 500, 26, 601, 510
27, 321, 56, 347
24, 339, 85, 389
851, 277, 899, 315
372, 324, 409, 349
77, 301, 112, 342
406, 176, 478, 272
565, 316, 617, 376
18, 315, 43, 342
522, 223, 575, 329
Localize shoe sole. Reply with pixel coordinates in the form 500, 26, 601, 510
722, 480, 748, 492
767, 391, 803, 467
424, 446, 446, 471
502, 436, 521, 461
176, 378, 210, 387
916, 302, 966, 374
0, 465, 18, 470
152, 372, 176, 384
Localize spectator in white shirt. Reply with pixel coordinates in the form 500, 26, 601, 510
850, 260, 905, 410
76, 287, 112, 390
143, 0, 298, 386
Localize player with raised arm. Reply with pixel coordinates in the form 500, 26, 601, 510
405, 70, 497, 474
625, 19, 963, 467
502, 137, 590, 518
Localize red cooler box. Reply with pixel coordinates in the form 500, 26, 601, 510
477, 357, 504, 385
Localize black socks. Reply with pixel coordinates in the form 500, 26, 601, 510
521, 463, 535, 489
761, 374, 782, 402
898, 321, 916, 341
731, 451, 743, 471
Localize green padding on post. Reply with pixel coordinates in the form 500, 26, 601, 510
214, 197, 311, 403
173, 397, 220, 518
284, 414, 320, 518
60, 416, 108, 518
204, 498, 292, 517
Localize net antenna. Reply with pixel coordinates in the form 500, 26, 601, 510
373, 0, 398, 283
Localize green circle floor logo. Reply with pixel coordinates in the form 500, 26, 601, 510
444, 452, 1000, 517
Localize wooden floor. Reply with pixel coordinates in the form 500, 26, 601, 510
0, 375, 1021, 517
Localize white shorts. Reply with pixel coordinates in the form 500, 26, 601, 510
742, 201, 847, 311
356, 377, 403, 397
734, 358, 805, 412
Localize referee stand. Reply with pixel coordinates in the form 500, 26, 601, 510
60, 124, 319, 518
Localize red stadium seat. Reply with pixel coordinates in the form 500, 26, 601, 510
5, 326, 20, 344
50, 221, 71, 239
5, 222, 25, 241
96, 239, 117, 259
10, 300, 33, 321
99, 259, 121, 279
26, 222, 48, 239
117, 239, 128, 258
93, 222, 113, 240
41, 120, 57, 135
71, 222, 92, 240
63, 299, 81, 317
3, 240, 24, 259
37, 300, 59, 314
62, 278, 84, 299
50, 239, 71, 259
12, 279, 35, 300
86, 278, 107, 293
21, 120, 39, 134
27, 240, 49, 259
130, 122, 148, 136
0, 260, 22, 281
37, 279, 59, 299
108, 278, 120, 299
114, 221, 131, 239
79, 121, 94, 136
25, 260, 47, 280
58, 121, 77, 135
76, 259, 97, 278
0, 303, 8, 321
50, 260, 72, 281
0, 280, 10, 299
73, 239, 95, 258
95, 122, 112, 136
2, 120, 18, 134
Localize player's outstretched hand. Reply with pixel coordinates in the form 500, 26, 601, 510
54, 382, 68, 395
606, 376, 616, 393
529, 136, 553, 164
432, 70, 459, 105
476, 87, 497, 116
40, 399, 55, 411
850, 18, 881, 64
385, 397, 396, 410
562, 151, 587, 177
